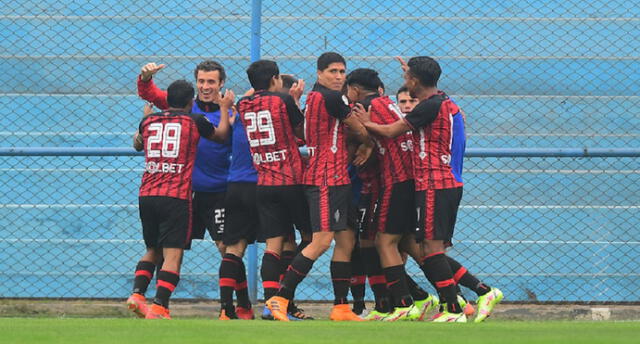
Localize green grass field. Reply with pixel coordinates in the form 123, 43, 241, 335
1, 318, 638, 344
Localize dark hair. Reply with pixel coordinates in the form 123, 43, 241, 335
246, 60, 280, 91
194, 60, 226, 82
379, 81, 385, 93
167, 80, 195, 108
396, 85, 410, 99
281, 74, 298, 90
345, 68, 381, 92
407, 56, 441, 87
317, 52, 346, 71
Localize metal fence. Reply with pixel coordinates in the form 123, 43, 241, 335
1, 0, 639, 303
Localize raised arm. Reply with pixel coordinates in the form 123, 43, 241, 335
207, 89, 235, 143
136, 62, 169, 110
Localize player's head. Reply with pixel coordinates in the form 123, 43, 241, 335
378, 81, 385, 96
345, 68, 382, 102
404, 56, 441, 97
194, 60, 226, 103
280, 74, 298, 93
396, 86, 419, 113
167, 80, 195, 111
317, 52, 346, 91
247, 60, 282, 92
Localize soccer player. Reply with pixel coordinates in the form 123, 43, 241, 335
350, 154, 392, 320
396, 86, 419, 114
137, 61, 230, 256
127, 80, 235, 319
399, 72, 476, 318
267, 52, 374, 322
400, 83, 469, 317
216, 87, 258, 321
354, 56, 502, 322
234, 60, 313, 321
279, 73, 313, 255
346, 68, 437, 321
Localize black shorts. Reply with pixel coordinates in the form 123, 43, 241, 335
139, 196, 191, 249
257, 185, 311, 240
356, 192, 379, 241
223, 182, 259, 246
191, 191, 226, 242
305, 184, 351, 232
375, 180, 416, 235
415, 187, 463, 245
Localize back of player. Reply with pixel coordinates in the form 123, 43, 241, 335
138, 111, 201, 200
128, 80, 233, 320
237, 60, 311, 312
238, 92, 304, 186
236, 61, 308, 232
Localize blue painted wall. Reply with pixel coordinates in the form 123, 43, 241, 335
0, 0, 638, 302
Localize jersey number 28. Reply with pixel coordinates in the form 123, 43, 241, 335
146, 123, 182, 158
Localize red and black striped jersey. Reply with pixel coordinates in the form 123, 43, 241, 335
403, 91, 463, 191
138, 110, 214, 199
237, 90, 305, 186
363, 95, 414, 187
357, 161, 380, 195
303, 83, 352, 186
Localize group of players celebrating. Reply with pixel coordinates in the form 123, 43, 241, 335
125, 52, 503, 323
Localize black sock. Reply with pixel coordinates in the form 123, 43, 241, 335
278, 254, 315, 300
420, 253, 460, 313
383, 265, 413, 308
235, 258, 251, 309
361, 247, 390, 312
446, 255, 491, 296
350, 247, 366, 312
154, 270, 180, 309
280, 250, 297, 304
280, 250, 296, 283
261, 251, 281, 301
331, 261, 351, 305
133, 261, 155, 295
405, 272, 430, 301
219, 254, 239, 311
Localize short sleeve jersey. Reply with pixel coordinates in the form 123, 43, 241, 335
302, 83, 352, 186
237, 91, 305, 186
403, 91, 465, 191
363, 95, 414, 187
136, 77, 231, 193
138, 111, 214, 199
357, 161, 380, 195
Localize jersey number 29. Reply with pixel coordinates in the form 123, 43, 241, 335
244, 110, 275, 147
